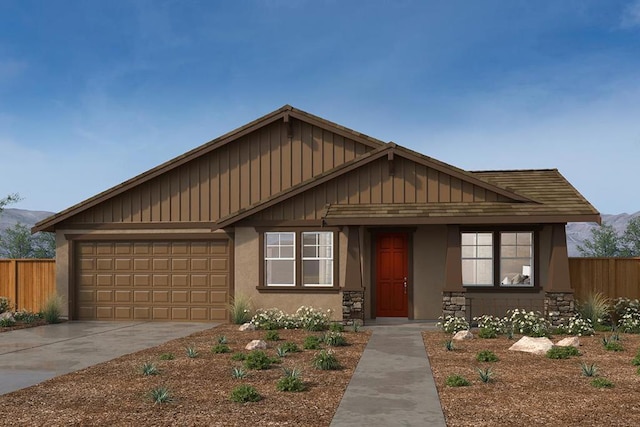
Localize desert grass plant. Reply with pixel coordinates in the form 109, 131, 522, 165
546, 346, 580, 359
148, 386, 173, 404
211, 344, 231, 354
41, 293, 64, 324
324, 331, 348, 347
265, 330, 280, 341
602, 335, 624, 352
276, 367, 305, 392
185, 346, 199, 358
140, 362, 160, 376
217, 335, 227, 344
591, 377, 614, 389
231, 352, 246, 361
313, 349, 340, 370
244, 350, 274, 370
580, 362, 598, 377
159, 352, 175, 361
275, 346, 288, 358
230, 384, 261, 403
476, 350, 499, 363
229, 294, 252, 325
303, 335, 322, 350
578, 291, 610, 328
444, 340, 455, 351
231, 367, 247, 379
477, 367, 494, 383
352, 321, 361, 333
280, 342, 301, 353
445, 374, 471, 387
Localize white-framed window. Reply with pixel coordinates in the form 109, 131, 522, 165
264, 232, 295, 286
461, 231, 534, 287
302, 231, 333, 286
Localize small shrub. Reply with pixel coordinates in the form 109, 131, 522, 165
557, 314, 595, 336
211, 344, 231, 354
276, 367, 305, 392
445, 374, 470, 387
13, 310, 41, 323
244, 350, 273, 370
230, 384, 261, 403
352, 321, 361, 333
591, 378, 614, 389
303, 335, 322, 350
0, 318, 16, 327
474, 314, 505, 337
329, 322, 345, 332
604, 342, 624, 352
444, 340, 455, 351
265, 330, 280, 341
148, 386, 173, 404
140, 362, 159, 376
580, 362, 598, 377
546, 346, 580, 359
217, 336, 228, 344
637, 366, 640, 376
437, 315, 469, 334
313, 350, 340, 370
229, 294, 252, 325
477, 367, 494, 383
41, 294, 63, 324
0, 297, 12, 314
615, 298, 640, 333
505, 309, 550, 337
631, 349, 640, 366
324, 331, 348, 347
280, 342, 300, 353
231, 352, 246, 361
185, 346, 199, 358
476, 350, 499, 362
276, 346, 288, 358
159, 353, 175, 361
231, 367, 247, 379
478, 327, 498, 339
297, 306, 332, 331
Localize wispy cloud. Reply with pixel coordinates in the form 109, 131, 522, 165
620, 0, 640, 28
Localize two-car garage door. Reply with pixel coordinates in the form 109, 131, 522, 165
75, 239, 231, 321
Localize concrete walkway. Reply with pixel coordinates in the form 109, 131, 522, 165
0, 321, 215, 396
331, 320, 446, 427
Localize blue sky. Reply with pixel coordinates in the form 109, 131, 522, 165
1, 0, 639, 214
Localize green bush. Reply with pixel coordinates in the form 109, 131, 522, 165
0, 317, 16, 327
303, 335, 322, 350
445, 374, 471, 387
0, 297, 11, 314
244, 350, 274, 370
280, 342, 301, 353
231, 352, 246, 361
230, 384, 261, 402
159, 353, 175, 360
41, 294, 63, 324
211, 344, 231, 354
478, 327, 498, 339
313, 350, 340, 370
476, 350, 499, 362
265, 330, 280, 341
591, 378, 614, 389
329, 322, 345, 332
546, 346, 580, 359
276, 367, 305, 392
324, 331, 348, 347
13, 310, 41, 323
604, 342, 624, 352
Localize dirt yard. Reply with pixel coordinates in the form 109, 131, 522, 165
423, 331, 640, 427
0, 324, 370, 426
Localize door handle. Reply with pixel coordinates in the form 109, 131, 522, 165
403, 277, 407, 294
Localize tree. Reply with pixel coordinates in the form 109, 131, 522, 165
621, 217, 640, 257
0, 223, 56, 259
0, 193, 20, 215
577, 223, 623, 257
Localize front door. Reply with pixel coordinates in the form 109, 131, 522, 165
376, 233, 409, 317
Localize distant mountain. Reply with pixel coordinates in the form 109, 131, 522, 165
0, 208, 54, 232
566, 211, 640, 257
1, 208, 637, 257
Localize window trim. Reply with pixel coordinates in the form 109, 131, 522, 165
257, 228, 340, 292
460, 227, 540, 291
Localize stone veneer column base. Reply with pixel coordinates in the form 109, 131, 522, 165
342, 290, 365, 326
442, 291, 466, 319
544, 292, 575, 327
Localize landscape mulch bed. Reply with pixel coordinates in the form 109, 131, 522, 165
0, 318, 49, 333
0, 324, 370, 426
424, 331, 640, 427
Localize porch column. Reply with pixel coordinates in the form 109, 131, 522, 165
544, 224, 575, 326
442, 225, 466, 319
342, 226, 364, 325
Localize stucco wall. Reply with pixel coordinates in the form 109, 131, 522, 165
55, 231, 70, 318
413, 225, 448, 320
233, 227, 344, 320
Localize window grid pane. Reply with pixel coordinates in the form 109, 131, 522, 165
265, 232, 295, 286
500, 232, 533, 287
461, 232, 493, 286
302, 231, 333, 286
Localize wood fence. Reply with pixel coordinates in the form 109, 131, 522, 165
0, 259, 56, 312
569, 257, 640, 301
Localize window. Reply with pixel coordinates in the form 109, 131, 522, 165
461, 231, 534, 287
262, 230, 336, 289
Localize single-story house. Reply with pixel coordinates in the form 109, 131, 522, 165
33, 105, 600, 324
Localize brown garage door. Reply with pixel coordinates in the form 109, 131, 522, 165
75, 240, 231, 321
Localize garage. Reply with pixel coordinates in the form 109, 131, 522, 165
75, 239, 231, 321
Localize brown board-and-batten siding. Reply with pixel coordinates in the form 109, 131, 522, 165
64, 118, 374, 226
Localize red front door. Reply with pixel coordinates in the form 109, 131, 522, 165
376, 233, 408, 317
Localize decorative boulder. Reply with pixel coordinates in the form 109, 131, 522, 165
556, 336, 580, 347
0, 312, 14, 322
452, 330, 473, 341
245, 340, 267, 350
239, 323, 256, 331
508, 336, 554, 355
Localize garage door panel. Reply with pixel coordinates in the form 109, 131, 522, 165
76, 240, 230, 321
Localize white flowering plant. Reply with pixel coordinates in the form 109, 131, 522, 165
473, 314, 507, 338
505, 309, 551, 337
615, 298, 640, 333
556, 314, 595, 336
437, 315, 469, 334
250, 306, 332, 331
295, 306, 332, 331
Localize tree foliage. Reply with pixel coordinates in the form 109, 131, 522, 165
578, 218, 640, 257
0, 193, 21, 215
0, 223, 55, 259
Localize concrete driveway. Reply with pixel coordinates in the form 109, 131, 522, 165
0, 321, 216, 396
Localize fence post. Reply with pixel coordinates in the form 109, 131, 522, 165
12, 259, 18, 311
